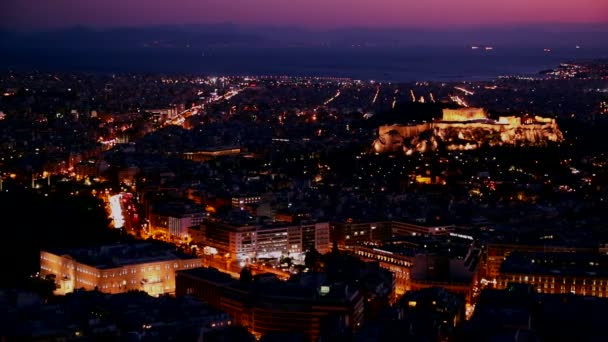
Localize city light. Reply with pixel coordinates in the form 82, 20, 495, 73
109, 193, 125, 229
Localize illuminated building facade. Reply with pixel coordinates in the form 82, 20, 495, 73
484, 243, 596, 281
182, 146, 241, 162
40, 242, 202, 296
148, 107, 178, 121
391, 221, 453, 237
176, 268, 364, 341
351, 236, 480, 302
373, 108, 564, 154
495, 252, 608, 298
231, 195, 262, 209
149, 200, 206, 239
331, 220, 453, 249
201, 220, 330, 261
352, 245, 413, 296
330, 221, 392, 249
441, 107, 488, 121
409, 253, 479, 303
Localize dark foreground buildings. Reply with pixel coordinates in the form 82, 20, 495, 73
176, 267, 364, 341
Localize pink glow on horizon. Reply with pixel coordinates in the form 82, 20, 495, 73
2, 0, 607, 29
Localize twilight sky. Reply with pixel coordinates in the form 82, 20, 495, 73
2, 0, 607, 30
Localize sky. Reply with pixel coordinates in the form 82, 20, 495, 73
2, 0, 608, 30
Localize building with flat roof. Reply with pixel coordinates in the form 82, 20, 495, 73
484, 242, 598, 281
148, 198, 207, 240
0, 288, 233, 341
183, 146, 241, 162
496, 251, 608, 298
460, 283, 608, 341
176, 267, 364, 341
40, 241, 202, 296
331, 220, 453, 250
351, 235, 480, 301
200, 219, 330, 261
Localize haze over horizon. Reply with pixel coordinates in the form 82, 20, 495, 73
2, 0, 607, 30
1, 0, 607, 81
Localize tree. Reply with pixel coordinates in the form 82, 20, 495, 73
305, 248, 321, 270
280, 256, 293, 268
240, 266, 253, 284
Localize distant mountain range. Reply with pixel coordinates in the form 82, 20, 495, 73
1, 23, 607, 51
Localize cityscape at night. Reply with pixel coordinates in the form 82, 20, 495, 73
1, 1, 608, 341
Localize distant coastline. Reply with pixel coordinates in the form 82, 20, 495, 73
1, 45, 607, 82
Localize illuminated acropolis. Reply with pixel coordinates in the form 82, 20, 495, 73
373, 107, 564, 153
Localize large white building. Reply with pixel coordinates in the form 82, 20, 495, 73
198, 220, 330, 261
40, 242, 202, 296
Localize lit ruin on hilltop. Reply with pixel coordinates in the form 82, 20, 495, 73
372, 107, 564, 154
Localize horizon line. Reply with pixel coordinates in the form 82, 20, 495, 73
2, 20, 608, 33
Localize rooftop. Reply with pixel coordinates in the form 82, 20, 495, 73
46, 241, 198, 269
500, 252, 608, 277
370, 235, 474, 259
177, 267, 234, 285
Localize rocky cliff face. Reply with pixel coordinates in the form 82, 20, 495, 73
373, 119, 564, 154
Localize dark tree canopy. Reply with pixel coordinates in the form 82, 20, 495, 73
0, 190, 118, 288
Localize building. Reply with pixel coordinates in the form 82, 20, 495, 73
351, 236, 480, 302
39, 242, 202, 296
200, 219, 330, 261
231, 195, 262, 209
372, 107, 563, 154
148, 107, 179, 121
74, 159, 109, 180
458, 283, 608, 342
176, 267, 364, 341
148, 199, 207, 240
495, 251, 608, 298
352, 245, 413, 296
330, 220, 392, 249
392, 287, 465, 342
391, 221, 454, 238
331, 220, 453, 250
0, 289, 233, 341
484, 243, 597, 281
409, 252, 479, 304
183, 146, 241, 162
117, 166, 140, 187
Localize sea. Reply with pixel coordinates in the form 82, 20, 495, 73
2, 45, 608, 82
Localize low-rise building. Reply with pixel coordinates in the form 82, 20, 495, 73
331, 220, 453, 250
351, 235, 480, 301
40, 241, 202, 296
176, 267, 364, 341
149, 199, 207, 240
496, 251, 608, 298
0, 289, 233, 341
201, 219, 330, 261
